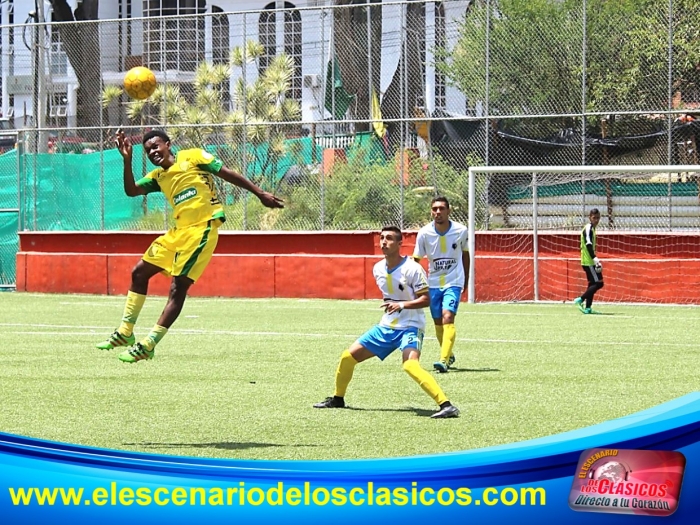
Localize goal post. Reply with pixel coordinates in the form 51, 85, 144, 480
467, 164, 700, 304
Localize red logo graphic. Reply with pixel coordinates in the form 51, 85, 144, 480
569, 448, 685, 516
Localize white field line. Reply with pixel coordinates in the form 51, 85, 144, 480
48, 309, 700, 321
1, 323, 699, 348
12, 292, 700, 310
50, 302, 700, 319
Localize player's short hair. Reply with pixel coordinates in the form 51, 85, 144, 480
381, 225, 403, 240
431, 196, 450, 208
589, 208, 601, 216
142, 130, 171, 145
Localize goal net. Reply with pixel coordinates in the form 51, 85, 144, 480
466, 165, 700, 304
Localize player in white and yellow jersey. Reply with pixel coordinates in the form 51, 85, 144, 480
96, 129, 283, 363
413, 196, 469, 373
314, 226, 459, 419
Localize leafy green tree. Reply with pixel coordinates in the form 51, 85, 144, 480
444, 0, 699, 120
445, 0, 584, 117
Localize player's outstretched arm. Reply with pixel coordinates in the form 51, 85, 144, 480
215, 166, 284, 209
115, 129, 146, 197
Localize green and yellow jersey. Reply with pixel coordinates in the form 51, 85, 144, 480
580, 222, 596, 266
136, 148, 225, 228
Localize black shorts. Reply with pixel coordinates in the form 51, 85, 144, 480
583, 265, 603, 285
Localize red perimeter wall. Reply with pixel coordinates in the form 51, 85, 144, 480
16, 231, 700, 303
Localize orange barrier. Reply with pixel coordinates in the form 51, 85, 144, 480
16, 231, 700, 302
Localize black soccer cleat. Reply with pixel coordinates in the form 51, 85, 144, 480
313, 396, 346, 409
431, 403, 460, 419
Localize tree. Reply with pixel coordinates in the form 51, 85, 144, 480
48, 0, 102, 134
444, 0, 584, 118
443, 0, 700, 120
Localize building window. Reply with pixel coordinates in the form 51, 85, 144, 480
435, 1, 446, 110
118, 0, 133, 70
416, 2, 426, 109
8, 0, 14, 76
259, 4, 276, 74
144, 0, 206, 72
212, 6, 230, 107
259, 2, 302, 101
48, 11, 69, 75
284, 3, 302, 101
49, 92, 68, 127
212, 6, 229, 65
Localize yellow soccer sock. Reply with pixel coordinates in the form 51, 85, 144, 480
402, 359, 448, 406
334, 350, 358, 398
440, 323, 456, 363
140, 325, 168, 352
118, 291, 146, 337
435, 324, 444, 346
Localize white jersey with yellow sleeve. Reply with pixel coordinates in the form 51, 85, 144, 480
413, 221, 469, 289
136, 148, 225, 228
373, 256, 429, 330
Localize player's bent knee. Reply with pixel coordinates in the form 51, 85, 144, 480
131, 263, 152, 285
402, 359, 420, 374
169, 276, 193, 297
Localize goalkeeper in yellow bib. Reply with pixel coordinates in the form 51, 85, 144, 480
413, 197, 469, 373
97, 129, 283, 362
574, 208, 604, 314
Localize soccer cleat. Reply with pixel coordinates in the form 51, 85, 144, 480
582, 307, 592, 314
448, 355, 456, 368
431, 404, 460, 419
573, 297, 585, 313
96, 330, 135, 350
313, 396, 345, 409
118, 343, 154, 363
433, 360, 449, 373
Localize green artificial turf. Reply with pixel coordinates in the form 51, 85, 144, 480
1, 293, 698, 460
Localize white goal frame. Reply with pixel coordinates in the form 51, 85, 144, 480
466, 164, 700, 304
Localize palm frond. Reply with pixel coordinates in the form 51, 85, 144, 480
246, 121, 269, 144
101, 85, 124, 108
126, 99, 148, 121
194, 62, 217, 90
230, 46, 245, 68
211, 64, 231, 86
262, 54, 294, 97
245, 40, 265, 61
151, 84, 182, 106
195, 87, 223, 113
162, 103, 186, 125
279, 99, 302, 122
232, 77, 247, 109
269, 132, 287, 155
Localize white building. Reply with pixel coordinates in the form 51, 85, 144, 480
0, 0, 467, 130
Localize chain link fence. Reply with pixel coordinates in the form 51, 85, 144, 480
1, 0, 698, 243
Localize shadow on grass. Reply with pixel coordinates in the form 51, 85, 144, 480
343, 407, 436, 417
125, 442, 317, 451
445, 367, 500, 373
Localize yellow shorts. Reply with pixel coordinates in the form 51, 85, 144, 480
142, 220, 219, 282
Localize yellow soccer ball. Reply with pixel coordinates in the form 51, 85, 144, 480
123, 66, 157, 100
